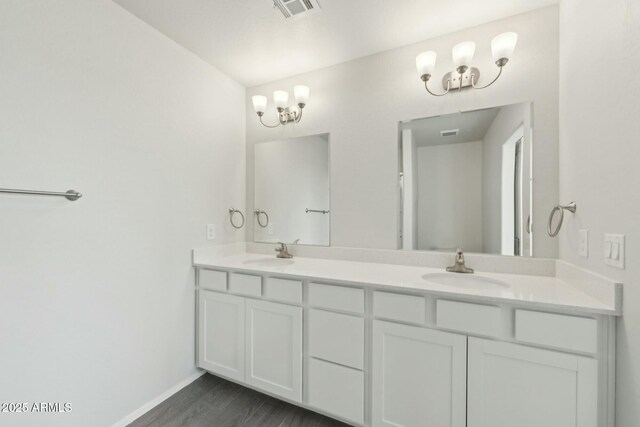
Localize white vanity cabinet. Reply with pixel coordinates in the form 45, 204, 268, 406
467, 338, 598, 427
372, 321, 467, 427
198, 291, 245, 382
195, 265, 616, 427
197, 273, 303, 403
245, 299, 302, 402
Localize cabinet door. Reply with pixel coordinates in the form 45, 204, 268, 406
372, 321, 467, 427
467, 338, 598, 427
198, 291, 245, 382
245, 299, 302, 402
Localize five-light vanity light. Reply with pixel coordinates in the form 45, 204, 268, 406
416, 32, 518, 96
252, 85, 310, 128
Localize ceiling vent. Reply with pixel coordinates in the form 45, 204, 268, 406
269, 0, 321, 21
440, 129, 459, 137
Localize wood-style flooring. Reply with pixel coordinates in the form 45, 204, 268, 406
128, 373, 351, 427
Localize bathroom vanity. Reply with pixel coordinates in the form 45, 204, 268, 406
193, 251, 620, 427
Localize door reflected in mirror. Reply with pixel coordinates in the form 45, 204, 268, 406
399, 103, 532, 256
253, 133, 330, 246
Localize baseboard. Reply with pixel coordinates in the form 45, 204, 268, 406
111, 370, 207, 427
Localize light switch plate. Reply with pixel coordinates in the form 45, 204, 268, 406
206, 224, 215, 240
579, 229, 588, 258
604, 234, 624, 269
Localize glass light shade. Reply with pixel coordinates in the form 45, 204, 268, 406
491, 32, 518, 62
294, 85, 310, 105
273, 90, 289, 109
416, 51, 437, 77
252, 95, 267, 114
452, 41, 476, 68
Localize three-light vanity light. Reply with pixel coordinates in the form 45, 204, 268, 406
416, 32, 518, 96
252, 85, 310, 128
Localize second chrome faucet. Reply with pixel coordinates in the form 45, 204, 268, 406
446, 248, 474, 273
275, 242, 293, 259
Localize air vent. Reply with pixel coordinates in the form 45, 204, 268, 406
269, 0, 321, 21
440, 129, 459, 137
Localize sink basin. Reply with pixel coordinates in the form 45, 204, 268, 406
422, 273, 509, 290
242, 258, 295, 267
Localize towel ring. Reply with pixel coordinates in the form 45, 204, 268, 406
254, 209, 269, 228
229, 208, 245, 229
547, 202, 576, 237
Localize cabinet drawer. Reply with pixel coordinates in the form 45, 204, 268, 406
198, 269, 227, 291
229, 273, 262, 297
309, 309, 364, 369
308, 358, 364, 425
308, 283, 364, 314
515, 310, 598, 354
373, 291, 426, 324
437, 300, 502, 338
264, 277, 302, 304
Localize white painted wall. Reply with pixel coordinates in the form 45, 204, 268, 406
254, 135, 329, 245
558, 0, 640, 425
481, 103, 531, 255
246, 6, 559, 257
417, 141, 483, 252
0, 1, 245, 426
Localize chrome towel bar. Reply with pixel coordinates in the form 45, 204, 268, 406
305, 208, 330, 214
0, 188, 82, 201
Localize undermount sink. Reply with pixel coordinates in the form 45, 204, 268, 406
242, 258, 295, 267
422, 273, 509, 290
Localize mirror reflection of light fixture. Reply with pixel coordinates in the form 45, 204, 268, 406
416, 32, 518, 96
252, 85, 309, 128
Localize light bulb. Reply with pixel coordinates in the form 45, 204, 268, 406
416, 51, 437, 80
273, 90, 289, 110
492, 32, 518, 66
452, 41, 476, 71
294, 85, 309, 107
252, 95, 267, 115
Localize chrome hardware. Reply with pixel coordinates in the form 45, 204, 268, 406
305, 208, 330, 214
254, 209, 269, 228
275, 242, 293, 259
446, 248, 474, 274
547, 202, 576, 237
229, 208, 245, 229
0, 188, 82, 201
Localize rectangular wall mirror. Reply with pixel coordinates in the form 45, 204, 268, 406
399, 102, 532, 256
253, 133, 330, 246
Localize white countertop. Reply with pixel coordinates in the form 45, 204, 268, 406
193, 252, 620, 316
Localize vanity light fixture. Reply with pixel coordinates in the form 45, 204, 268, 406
416, 32, 518, 96
252, 85, 309, 128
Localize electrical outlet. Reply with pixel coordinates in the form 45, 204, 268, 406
579, 229, 588, 258
604, 233, 624, 269
206, 224, 215, 240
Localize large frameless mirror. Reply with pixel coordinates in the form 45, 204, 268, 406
253, 133, 330, 246
399, 102, 532, 256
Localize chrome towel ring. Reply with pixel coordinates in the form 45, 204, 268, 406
229, 208, 245, 229
254, 209, 269, 228
547, 202, 576, 237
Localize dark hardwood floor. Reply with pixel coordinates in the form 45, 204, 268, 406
128, 373, 351, 427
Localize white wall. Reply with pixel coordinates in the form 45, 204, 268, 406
246, 6, 559, 257
558, 0, 640, 425
401, 129, 419, 250
254, 135, 329, 245
0, 1, 245, 426
481, 103, 531, 254
417, 141, 483, 252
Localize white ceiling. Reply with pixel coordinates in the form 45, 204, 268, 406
402, 107, 500, 147
113, 0, 557, 87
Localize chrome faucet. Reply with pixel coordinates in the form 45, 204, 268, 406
275, 242, 293, 259
446, 248, 474, 273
